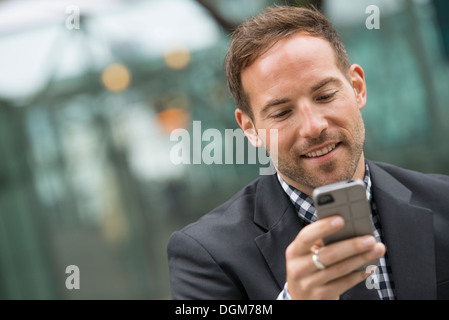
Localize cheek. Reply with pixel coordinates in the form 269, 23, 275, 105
328, 96, 361, 128
254, 119, 296, 150
269, 127, 299, 160
255, 128, 288, 161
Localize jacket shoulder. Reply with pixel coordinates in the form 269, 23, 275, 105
371, 161, 449, 184
166, 174, 284, 299
369, 160, 449, 203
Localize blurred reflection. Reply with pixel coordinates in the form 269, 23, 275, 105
157, 108, 190, 134
164, 46, 191, 70
101, 63, 131, 92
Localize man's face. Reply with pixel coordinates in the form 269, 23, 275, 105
237, 32, 367, 195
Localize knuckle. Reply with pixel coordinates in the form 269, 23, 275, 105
353, 239, 366, 252
286, 260, 307, 280
301, 278, 318, 293
285, 243, 296, 260
286, 263, 298, 279
364, 247, 381, 261
297, 227, 313, 243
333, 260, 351, 275
322, 248, 336, 264
354, 236, 373, 252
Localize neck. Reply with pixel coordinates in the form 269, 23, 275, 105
278, 154, 366, 196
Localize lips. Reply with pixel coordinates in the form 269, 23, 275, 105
303, 143, 338, 158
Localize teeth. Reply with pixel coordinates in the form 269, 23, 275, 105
305, 144, 336, 158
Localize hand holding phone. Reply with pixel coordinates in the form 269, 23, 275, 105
312, 179, 379, 270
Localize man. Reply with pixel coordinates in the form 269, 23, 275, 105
167, 6, 449, 300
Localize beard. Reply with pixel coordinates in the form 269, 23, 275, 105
273, 113, 366, 192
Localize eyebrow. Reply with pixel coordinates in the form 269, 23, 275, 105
310, 77, 342, 93
260, 77, 343, 116
260, 98, 291, 115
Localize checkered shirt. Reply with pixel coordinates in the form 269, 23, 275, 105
276, 163, 396, 300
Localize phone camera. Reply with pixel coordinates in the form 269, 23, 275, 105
318, 194, 334, 205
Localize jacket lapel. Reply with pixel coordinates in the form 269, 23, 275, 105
368, 161, 436, 299
253, 174, 303, 290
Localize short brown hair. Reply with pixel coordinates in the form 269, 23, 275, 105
225, 6, 351, 120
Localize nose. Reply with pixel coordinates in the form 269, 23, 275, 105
297, 103, 328, 138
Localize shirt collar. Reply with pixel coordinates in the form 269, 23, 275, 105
277, 162, 372, 224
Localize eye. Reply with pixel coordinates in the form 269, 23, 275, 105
316, 91, 337, 102
270, 109, 291, 119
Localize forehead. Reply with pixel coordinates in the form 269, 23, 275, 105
241, 32, 343, 107
245, 32, 339, 79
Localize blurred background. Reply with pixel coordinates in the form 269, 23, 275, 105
0, 0, 448, 299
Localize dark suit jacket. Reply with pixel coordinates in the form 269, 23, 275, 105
167, 160, 449, 299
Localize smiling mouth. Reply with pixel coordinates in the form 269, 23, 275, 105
303, 143, 339, 158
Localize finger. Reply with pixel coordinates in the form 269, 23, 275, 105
312, 235, 378, 268
325, 248, 384, 299
319, 268, 374, 300
289, 216, 344, 256
287, 253, 379, 300
311, 242, 385, 286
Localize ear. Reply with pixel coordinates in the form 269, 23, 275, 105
349, 64, 367, 110
235, 108, 263, 147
